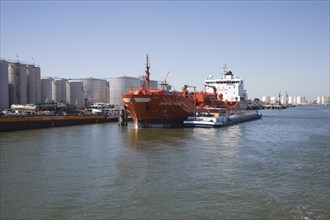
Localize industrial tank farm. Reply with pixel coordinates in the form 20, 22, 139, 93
0, 58, 160, 112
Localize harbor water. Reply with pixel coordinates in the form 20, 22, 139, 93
1, 106, 329, 219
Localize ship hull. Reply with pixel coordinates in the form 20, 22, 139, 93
122, 93, 197, 128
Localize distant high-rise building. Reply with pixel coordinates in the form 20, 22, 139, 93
317, 96, 330, 105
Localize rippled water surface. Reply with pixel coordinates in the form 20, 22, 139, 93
1, 106, 329, 219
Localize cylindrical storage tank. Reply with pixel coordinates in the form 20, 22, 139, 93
148, 80, 158, 89
138, 76, 158, 90
280, 96, 287, 105
324, 96, 330, 105
296, 96, 305, 104
109, 76, 141, 106
67, 80, 84, 109
270, 96, 277, 104
0, 61, 9, 110
41, 78, 53, 103
288, 96, 295, 104
81, 78, 109, 106
52, 78, 67, 104
18, 65, 28, 105
8, 63, 18, 105
292, 96, 297, 104
261, 96, 271, 104
27, 65, 41, 104
320, 96, 329, 105
106, 80, 110, 105
8, 63, 27, 105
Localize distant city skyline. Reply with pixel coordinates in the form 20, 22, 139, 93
1, 1, 329, 100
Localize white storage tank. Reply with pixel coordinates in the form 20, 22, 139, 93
0, 60, 9, 110
81, 78, 109, 106
109, 76, 141, 106
41, 78, 53, 103
261, 96, 271, 104
319, 96, 330, 105
27, 65, 41, 104
8, 63, 27, 105
280, 96, 287, 105
109, 76, 158, 106
52, 78, 67, 105
296, 96, 306, 104
288, 96, 296, 105
67, 80, 84, 109
270, 96, 277, 104
8, 63, 17, 104
138, 76, 158, 90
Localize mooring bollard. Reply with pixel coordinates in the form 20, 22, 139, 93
118, 107, 128, 126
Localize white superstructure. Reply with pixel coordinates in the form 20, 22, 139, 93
204, 65, 246, 102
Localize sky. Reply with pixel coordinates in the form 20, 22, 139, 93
1, 0, 329, 100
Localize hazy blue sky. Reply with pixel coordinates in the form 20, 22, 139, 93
1, 1, 329, 100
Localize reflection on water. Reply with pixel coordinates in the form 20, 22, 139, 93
124, 126, 188, 149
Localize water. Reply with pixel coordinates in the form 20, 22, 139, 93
1, 106, 329, 219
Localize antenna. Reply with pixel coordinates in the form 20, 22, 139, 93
145, 54, 150, 90
222, 63, 228, 76
285, 91, 288, 105
164, 71, 169, 84
279, 91, 282, 105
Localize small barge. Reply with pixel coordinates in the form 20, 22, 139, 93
183, 110, 262, 128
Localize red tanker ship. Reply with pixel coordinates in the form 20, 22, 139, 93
122, 56, 246, 128
122, 55, 199, 128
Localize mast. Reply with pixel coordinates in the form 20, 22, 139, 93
278, 91, 282, 105
145, 54, 150, 90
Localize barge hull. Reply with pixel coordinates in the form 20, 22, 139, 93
183, 112, 262, 128
0, 115, 113, 132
